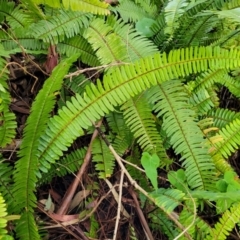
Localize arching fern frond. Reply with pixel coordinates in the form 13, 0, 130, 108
150, 188, 185, 213
207, 108, 240, 129
40, 148, 86, 184
121, 94, 168, 163
107, 18, 158, 62
206, 202, 240, 240
0, 54, 16, 147
0, 0, 30, 29
213, 118, 240, 158
113, 0, 152, 22
32, 0, 110, 15
37, 47, 240, 181
149, 81, 216, 189
106, 111, 134, 155
28, 10, 91, 43
58, 35, 99, 66
84, 18, 128, 64
164, 0, 188, 38
0, 159, 14, 213
12, 55, 78, 240
92, 137, 115, 179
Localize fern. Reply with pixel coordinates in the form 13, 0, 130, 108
164, 0, 189, 38
28, 10, 92, 43
206, 202, 240, 240
92, 137, 115, 179
150, 188, 185, 213
214, 118, 240, 158
149, 81, 216, 189
84, 18, 128, 64
12, 55, 78, 240
58, 35, 99, 66
39, 148, 86, 184
29, 0, 110, 15
0, 51, 16, 147
121, 94, 168, 162
37, 47, 240, 180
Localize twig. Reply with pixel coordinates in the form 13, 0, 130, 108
130, 188, 154, 240
113, 170, 124, 240
56, 120, 103, 215
105, 179, 130, 218
64, 62, 128, 79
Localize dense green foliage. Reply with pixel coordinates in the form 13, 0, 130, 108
1, 0, 240, 239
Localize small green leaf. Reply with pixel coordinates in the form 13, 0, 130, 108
216, 179, 227, 192
141, 152, 159, 190
136, 18, 156, 37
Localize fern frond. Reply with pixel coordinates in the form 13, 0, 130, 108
149, 81, 216, 189
39, 148, 86, 184
149, 210, 179, 239
84, 18, 128, 64
189, 89, 215, 115
0, 1, 30, 29
58, 36, 99, 66
214, 118, 240, 158
150, 188, 185, 213
92, 137, 115, 179
0, 193, 11, 238
0, 54, 16, 147
206, 202, 240, 240
106, 111, 134, 155
164, 0, 188, 37
37, 47, 240, 178
62, 0, 110, 15
0, 159, 14, 213
121, 94, 168, 163
15, 212, 40, 240
207, 108, 240, 129
108, 18, 158, 62
31, 0, 109, 15
113, 0, 151, 22
28, 10, 91, 43
12, 56, 78, 239
179, 199, 211, 239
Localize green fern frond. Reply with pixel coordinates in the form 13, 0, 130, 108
211, 152, 233, 173
149, 81, 216, 189
12, 56, 78, 239
37, 47, 240, 178
150, 188, 185, 213
149, 210, 179, 239
84, 18, 128, 64
206, 202, 240, 240
58, 35, 99, 66
92, 137, 115, 179
0, 1, 30, 29
28, 10, 91, 43
113, 0, 152, 22
0, 159, 14, 213
164, 0, 188, 37
121, 94, 168, 163
0, 193, 12, 239
31, 0, 110, 15
62, 0, 110, 15
189, 89, 215, 115
108, 18, 158, 62
106, 111, 134, 155
179, 199, 211, 239
214, 118, 240, 158
15, 212, 40, 240
207, 108, 240, 129
0, 55, 16, 147
39, 148, 86, 184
